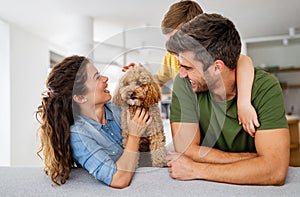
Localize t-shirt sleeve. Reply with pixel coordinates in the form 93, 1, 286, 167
70, 131, 117, 186
252, 70, 288, 130
156, 53, 173, 84
170, 75, 200, 123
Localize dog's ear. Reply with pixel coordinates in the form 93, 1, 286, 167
112, 85, 122, 106
144, 82, 161, 107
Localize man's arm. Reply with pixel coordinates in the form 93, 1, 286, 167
169, 126, 290, 185
171, 122, 257, 164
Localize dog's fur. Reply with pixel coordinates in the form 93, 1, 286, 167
113, 65, 166, 167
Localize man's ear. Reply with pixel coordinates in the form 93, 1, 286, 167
73, 95, 87, 104
213, 60, 225, 73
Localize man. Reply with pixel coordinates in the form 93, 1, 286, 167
166, 13, 290, 185
156, 0, 259, 135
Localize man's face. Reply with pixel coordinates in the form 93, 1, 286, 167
178, 51, 208, 93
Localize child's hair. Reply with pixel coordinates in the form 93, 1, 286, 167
36, 55, 89, 185
161, 0, 203, 35
167, 13, 241, 70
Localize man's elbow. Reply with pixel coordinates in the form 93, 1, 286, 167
268, 163, 289, 186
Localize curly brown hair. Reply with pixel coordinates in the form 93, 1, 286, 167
36, 55, 89, 185
161, 0, 203, 35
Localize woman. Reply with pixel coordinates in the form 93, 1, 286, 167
36, 55, 151, 188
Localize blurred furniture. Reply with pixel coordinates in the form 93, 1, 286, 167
288, 119, 300, 166
161, 94, 172, 119
288, 119, 300, 149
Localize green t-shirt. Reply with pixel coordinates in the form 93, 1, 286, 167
170, 68, 288, 153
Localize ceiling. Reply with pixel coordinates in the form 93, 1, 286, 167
1, 0, 300, 46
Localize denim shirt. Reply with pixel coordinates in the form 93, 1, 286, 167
70, 102, 123, 186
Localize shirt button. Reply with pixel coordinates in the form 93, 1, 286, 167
112, 151, 115, 154
111, 133, 114, 136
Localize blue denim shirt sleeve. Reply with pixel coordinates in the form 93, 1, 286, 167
70, 132, 117, 185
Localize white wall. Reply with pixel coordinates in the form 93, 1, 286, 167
0, 19, 10, 166
10, 24, 49, 166
247, 38, 300, 115
247, 39, 300, 68
0, 16, 99, 166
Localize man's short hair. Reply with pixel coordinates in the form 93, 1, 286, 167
166, 13, 241, 71
161, 0, 203, 35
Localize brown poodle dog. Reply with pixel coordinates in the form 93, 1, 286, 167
113, 64, 166, 167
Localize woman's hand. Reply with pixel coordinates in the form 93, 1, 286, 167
238, 102, 260, 137
127, 108, 152, 137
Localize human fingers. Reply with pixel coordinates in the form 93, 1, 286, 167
133, 108, 146, 125
242, 123, 252, 137
142, 111, 150, 122
133, 107, 142, 119
243, 122, 254, 137
122, 62, 135, 72
140, 110, 150, 121
126, 110, 130, 123
166, 152, 180, 162
248, 122, 256, 137
253, 118, 260, 128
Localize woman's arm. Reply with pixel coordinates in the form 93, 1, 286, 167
110, 108, 152, 189
236, 54, 260, 137
110, 136, 140, 188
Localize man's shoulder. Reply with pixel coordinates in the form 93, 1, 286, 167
253, 67, 281, 92
173, 75, 191, 92
254, 67, 278, 83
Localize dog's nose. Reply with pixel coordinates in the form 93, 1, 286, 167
128, 91, 134, 98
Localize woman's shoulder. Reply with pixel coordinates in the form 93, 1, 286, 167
70, 115, 91, 134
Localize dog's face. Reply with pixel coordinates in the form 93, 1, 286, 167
113, 65, 161, 107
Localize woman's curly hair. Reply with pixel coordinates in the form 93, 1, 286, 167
36, 55, 89, 185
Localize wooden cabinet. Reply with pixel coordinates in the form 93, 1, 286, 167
288, 119, 300, 166
264, 67, 300, 89
288, 119, 300, 149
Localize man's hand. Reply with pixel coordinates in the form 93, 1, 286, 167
166, 152, 198, 180
238, 102, 260, 137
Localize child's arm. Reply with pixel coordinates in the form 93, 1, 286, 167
236, 54, 260, 137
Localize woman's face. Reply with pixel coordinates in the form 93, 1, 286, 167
84, 63, 111, 106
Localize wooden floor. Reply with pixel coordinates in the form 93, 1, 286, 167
290, 145, 300, 167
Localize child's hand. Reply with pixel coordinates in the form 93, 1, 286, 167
122, 62, 135, 72
238, 103, 260, 137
